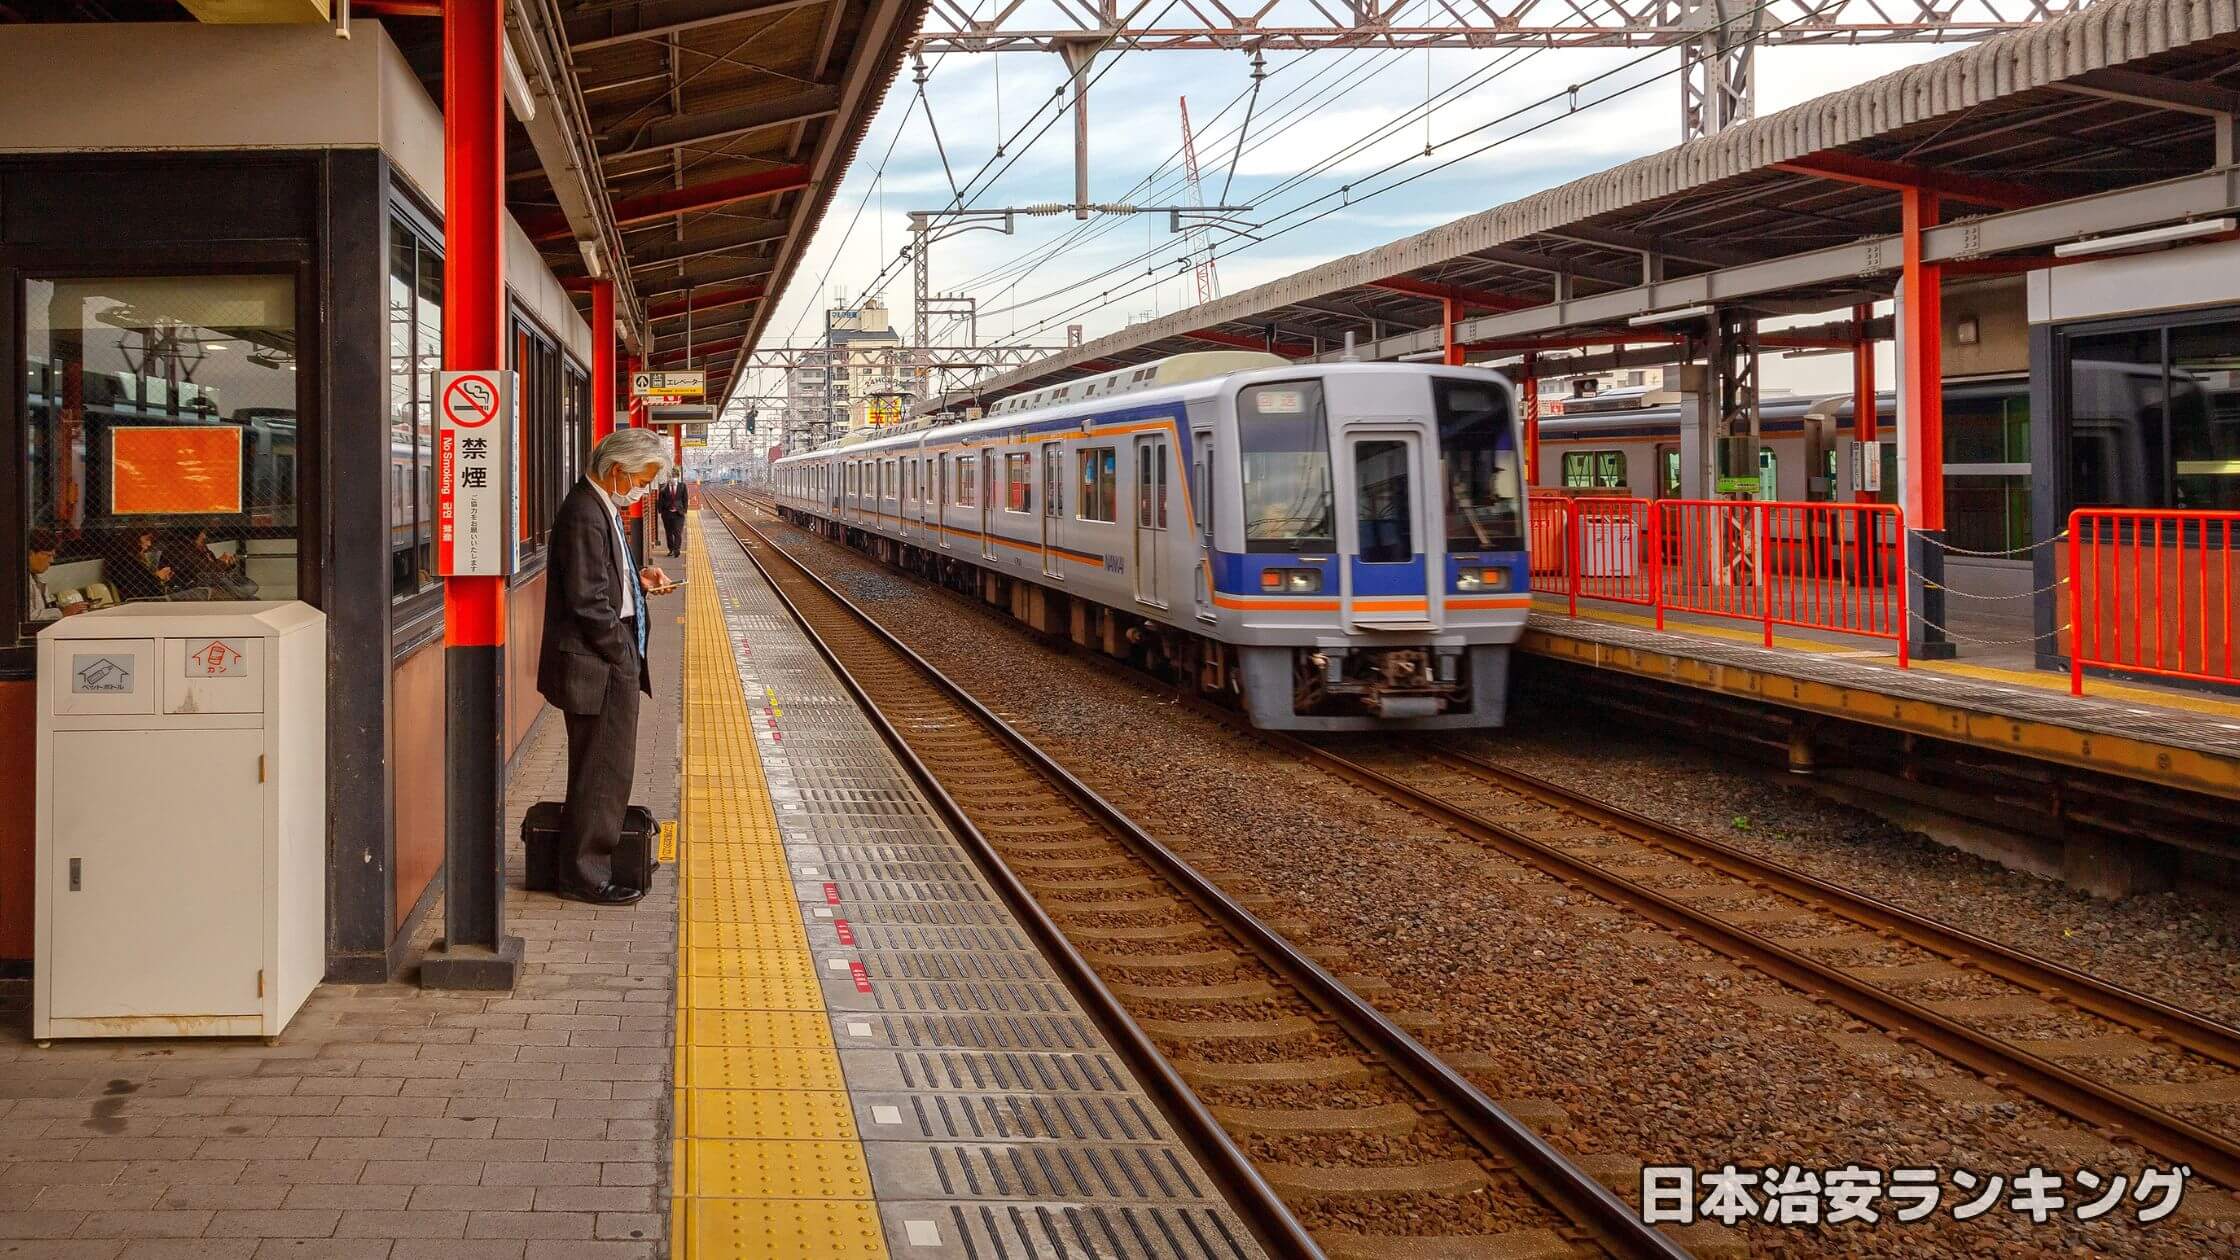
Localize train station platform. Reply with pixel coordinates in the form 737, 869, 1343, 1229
1520, 599, 2240, 802
679, 514, 1258, 1260
0, 512, 1250, 1258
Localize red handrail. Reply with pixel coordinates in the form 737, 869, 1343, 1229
2068, 508, 2239, 696
1535, 496, 1908, 664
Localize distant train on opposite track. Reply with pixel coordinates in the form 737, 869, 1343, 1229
768, 352, 1529, 730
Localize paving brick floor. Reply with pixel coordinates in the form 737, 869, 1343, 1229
0, 587, 687, 1260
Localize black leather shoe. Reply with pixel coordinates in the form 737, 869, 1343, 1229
556, 880, 645, 907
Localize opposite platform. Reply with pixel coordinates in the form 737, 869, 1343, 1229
1523, 604, 2240, 799
673, 513, 1266, 1260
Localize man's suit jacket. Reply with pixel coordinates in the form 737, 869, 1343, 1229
537, 479, 653, 714
656, 481, 687, 516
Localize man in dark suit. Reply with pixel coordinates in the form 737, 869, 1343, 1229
655, 478, 688, 559
536, 427, 677, 906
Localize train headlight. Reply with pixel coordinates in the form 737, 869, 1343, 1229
1456, 566, 1511, 593
1259, 567, 1324, 594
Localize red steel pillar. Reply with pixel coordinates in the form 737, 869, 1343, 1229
425, 0, 521, 988
1851, 301, 1876, 503
1900, 188, 1952, 657
591, 280, 617, 445
1521, 353, 1540, 488
1442, 297, 1465, 367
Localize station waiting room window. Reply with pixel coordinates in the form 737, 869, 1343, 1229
2067, 314, 2240, 513
389, 220, 443, 600
22, 275, 300, 636
1945, 386, 2031, 556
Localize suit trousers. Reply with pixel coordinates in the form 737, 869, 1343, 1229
660, 511, 685, 556
560, 657, 643, 889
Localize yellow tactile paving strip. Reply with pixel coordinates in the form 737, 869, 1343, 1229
672, 512, 890, 1260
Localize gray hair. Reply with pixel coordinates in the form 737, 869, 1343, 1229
589, 426, 674, 481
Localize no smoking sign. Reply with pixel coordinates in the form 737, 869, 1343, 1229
442, 373, 502, 428
435, 369, 519, 578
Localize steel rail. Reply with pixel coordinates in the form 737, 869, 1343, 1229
707, 494, 1693, 1260
702, 500, 1327, 1260
1265, 733, 2240, 1190
1422, 742, 2240, 1069
721, 490, 2240, 1188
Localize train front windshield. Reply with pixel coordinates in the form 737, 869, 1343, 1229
1435, 378, 1524, 551
1238, 381, 1336, 553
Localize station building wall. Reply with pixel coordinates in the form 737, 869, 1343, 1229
0, 23, 593, 976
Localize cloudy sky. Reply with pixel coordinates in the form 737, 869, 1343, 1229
735, 10, 1970, 433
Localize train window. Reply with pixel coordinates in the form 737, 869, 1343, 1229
1433, 379, 1522, 551
22, 273, 303, 638
1662, 449, 1682, 498
1560, 449, 1625, 490
1004, 452, 1032, 513
1237, 380, 1334, 553
956, 455, 978, 506
1353, 440, 1414, 563
1043, 446, 1063, 517
1078, 447, 1119, 523
1137, 446, 1153, 527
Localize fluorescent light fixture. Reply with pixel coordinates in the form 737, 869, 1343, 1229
577, 239, 606, 279
503, 36, 537, 124
1398, 348, 1446, 362
2054, 217, 2234, 258
1628, 304, 1715, 326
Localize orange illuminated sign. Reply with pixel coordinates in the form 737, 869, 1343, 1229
110, 426, 244, 516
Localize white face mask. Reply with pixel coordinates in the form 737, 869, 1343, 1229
623, 483, 652, 505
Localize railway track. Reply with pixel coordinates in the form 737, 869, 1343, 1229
705, 496, 1692, 1260
720, 489, 2240, 1197
1300, 735, 2240, 1189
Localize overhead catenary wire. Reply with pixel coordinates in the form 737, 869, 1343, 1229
983, 0, 1806, 352
948, 15, 1485, 305
972, 42, 1544, 324
918, 0, 1457, 302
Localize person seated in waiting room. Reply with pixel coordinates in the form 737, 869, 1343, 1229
175, 526, 259, 598
110, 528, 179, 602
27, 530, 87, 621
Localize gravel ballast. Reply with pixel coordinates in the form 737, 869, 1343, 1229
741, 506, 2240, 1258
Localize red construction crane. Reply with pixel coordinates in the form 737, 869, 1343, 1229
1178, 96, 1219, 306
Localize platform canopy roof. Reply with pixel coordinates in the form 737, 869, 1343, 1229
7, 0, 924, 412
926, 0, 2240, 412
528, 0, 927, 407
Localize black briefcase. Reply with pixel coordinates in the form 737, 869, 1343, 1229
521, 802, 660, 892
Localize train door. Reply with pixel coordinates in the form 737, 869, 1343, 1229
936, 455, 950, 549
1654, 444, 1682, 499
1190, 426, 1214, 623
1040, 441, 1064, 579
1345, 431, 1433, 627
979, 450, 997, 560
1132, 433, 1169, 607
1804, 414, 1836, 501
918, 453, 933, 536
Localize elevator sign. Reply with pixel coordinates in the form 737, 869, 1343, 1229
436, 370, 519, 577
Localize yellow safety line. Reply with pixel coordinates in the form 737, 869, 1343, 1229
672, 513, 889, 1260
1532, 597, 2240, 719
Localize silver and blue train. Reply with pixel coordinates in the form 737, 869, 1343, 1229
769, 352, 1531, 730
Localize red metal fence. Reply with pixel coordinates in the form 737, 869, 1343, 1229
1529, 494, 1909, 662
2068, 508, 2239, 696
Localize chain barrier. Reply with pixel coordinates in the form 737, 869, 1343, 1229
1906, 528, 2069, 558
1907, 611, 2069, 647
1920, 580, 2067, 601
